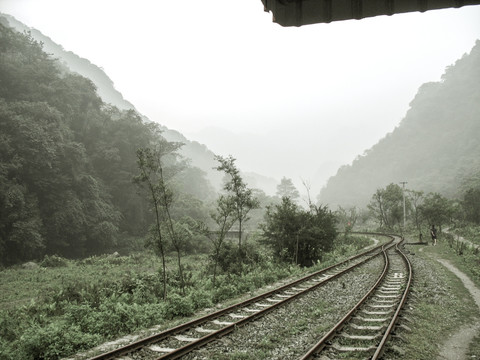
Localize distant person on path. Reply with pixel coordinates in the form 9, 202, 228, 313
430, 225, 437, 246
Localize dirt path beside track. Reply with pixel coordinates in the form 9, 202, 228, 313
436, 259, 480, 360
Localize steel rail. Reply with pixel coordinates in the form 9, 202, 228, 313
88, 233, 393, 360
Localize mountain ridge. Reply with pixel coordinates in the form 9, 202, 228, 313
318, 40, 480, 208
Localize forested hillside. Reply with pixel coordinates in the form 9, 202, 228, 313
319, 40, 480, 208
0, 20, 214, 265
0, 13, 226, 191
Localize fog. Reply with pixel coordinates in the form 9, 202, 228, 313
2, 0, 480, 196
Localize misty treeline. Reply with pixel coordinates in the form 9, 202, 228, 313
364, 182, 480, 233
319, 40, 480, 208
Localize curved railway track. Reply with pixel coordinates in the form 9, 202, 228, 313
300, 235, 412, 359
88, 233, 408, 360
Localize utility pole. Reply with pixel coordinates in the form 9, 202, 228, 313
400, 181, 408, 230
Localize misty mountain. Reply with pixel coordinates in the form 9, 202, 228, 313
1, 13, 136, 112
0, 13, 235, 192
318, 40, 480, 208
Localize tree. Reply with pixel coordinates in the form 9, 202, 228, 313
276, 177, 299, 201
209, 195, 237, 286
406, 189, 424, 232
214, 155, 259, 249
419, 192, 454, 231
134, 137, 184, 299
461, 187, 480, 224
335, 206, 358, 235
368, 183, 405, 229
261, 197, 301, 264
261, 198, 337, 266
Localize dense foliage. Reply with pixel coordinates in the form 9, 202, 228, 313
0, 22, 211, 265
261, 197, 337, 266
319, 40, 480, 208
366, 181, 480, 234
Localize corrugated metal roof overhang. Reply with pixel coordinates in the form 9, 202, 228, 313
261, 0, 480, 26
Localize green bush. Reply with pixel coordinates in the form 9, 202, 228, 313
40, 255, 68, 268
15, 322, 100, 360
215, 242, 265, 275
188, 289, 213, 310
65, 300, 166, 337
214, 282, 239, 302
164, 293, 194, 319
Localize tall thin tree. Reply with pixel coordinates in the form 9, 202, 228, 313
134, 137, 184, 299
214, 155, 259, 249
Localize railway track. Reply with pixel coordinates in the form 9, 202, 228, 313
88, 233, 402, 360
300, 235, 412, 359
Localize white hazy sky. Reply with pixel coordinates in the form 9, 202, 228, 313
1, 0, 480, 195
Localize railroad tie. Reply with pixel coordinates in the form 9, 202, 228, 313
381, 283, 402, 289
212, 319, 234, 326
174, 335, 198, 342
243, 308, 261, 313
362, 309, 393, 315
340, 332, 383, 340
331, 344, 377, 352
354, 316, 389, 322
368, 303, 397, 309
266, 298, 282, 303
376, 294, 400, 298
195, 327, 215, 333
148, 345, 176, 353
383, 283, 402, 287
291, 287, 308, 291
386, 275, 404, 280
228, 313, 246, 319
379, 289, 400, 294
350, 323, 387, 331
384, 283, 403, 287
255, 302, 270, 307
388, 275, 405, 280
372, 298, 397, 304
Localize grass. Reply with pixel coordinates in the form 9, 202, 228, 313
386, 231, 480, 359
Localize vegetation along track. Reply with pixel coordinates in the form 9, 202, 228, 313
88, 233, 396, 360
301, 235, 412, 359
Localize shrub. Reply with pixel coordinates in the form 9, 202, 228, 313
17, 321, 101, 360
188, 289, 213, 310
40, 255, 68, 268
164, 293, 194, 319
64, 301, 166, 338
213, 282, 239, 302
215, 242, 264, 275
